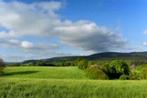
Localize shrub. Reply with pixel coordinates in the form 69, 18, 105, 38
86, 65, 108, 80
77, 59, 89, 70
140, 67, 147, 79
102, 60, 130, 79
0, 59, 5, 75
130, 70, 141, 80
119, 75, 130, 80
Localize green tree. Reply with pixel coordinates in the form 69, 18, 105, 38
102, 60, 130, 79
76, 58, 89, 70
86, 65, 108, 80
0, 59, 5, 75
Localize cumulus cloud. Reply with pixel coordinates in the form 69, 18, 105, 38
0, 39, 31, 49
0, 0, 128, 61
0, 1, 61, 37
54, 21, 127, 52
0, 38, 59, 51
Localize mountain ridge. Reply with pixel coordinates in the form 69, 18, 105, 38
21, 51, 147, 65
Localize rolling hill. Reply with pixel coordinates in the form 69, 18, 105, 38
17, 52, 147, 66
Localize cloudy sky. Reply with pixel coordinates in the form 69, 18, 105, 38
0, 0, 147, 62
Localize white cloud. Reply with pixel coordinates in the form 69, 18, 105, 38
143, 42, 147, 46
0, 0, 128, 61
9, 39, 20, 44
54, 21, 127, 52
0, 1, 61, 37
21, 41, 34, 49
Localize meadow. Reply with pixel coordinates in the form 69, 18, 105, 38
1, 66, 147, 98
2, 67, 87, 79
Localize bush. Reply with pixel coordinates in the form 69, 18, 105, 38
130, 70, 141, 80
102, 60, 130, 79
0, 59, 5, 75
76, 59, 89, 70
119, 75, 130, 80
86, 65, 108, 80
140, 67, 147, 79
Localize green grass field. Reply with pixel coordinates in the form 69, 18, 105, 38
1, 66, 147, 98
3, 67, 87, 79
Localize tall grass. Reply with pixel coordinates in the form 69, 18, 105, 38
0, 78, 147, 98
1, 67, 147, 98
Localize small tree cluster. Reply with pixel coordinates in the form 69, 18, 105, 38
76, 58, 89, 70
102, 60, 130, 79
86, 65, 108, 79
0, 59, 5, 75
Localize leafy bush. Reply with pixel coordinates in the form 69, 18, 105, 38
130, 70, 141, 80
86, 65, 108, 80
76, 59, 89, 70
0, 59, 5, 75
102, 60, 130, 79
119, 75, 130, 80
140, 67, 147, 79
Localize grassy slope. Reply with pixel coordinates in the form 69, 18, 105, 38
2, 67, 87, 79
1, 66, 147, 98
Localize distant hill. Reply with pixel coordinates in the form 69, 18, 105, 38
87, 52, 147, 60
20, 52, 147, 66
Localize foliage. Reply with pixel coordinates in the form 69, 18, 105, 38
102, 60, 130, 79
140, 67, 147, 79
76, 59, 89, 70
35, 61, 56, 66
130, 70, 141, 80
0, 59, 5, 75
85, 65, 108, 80
119, 75, 130, 80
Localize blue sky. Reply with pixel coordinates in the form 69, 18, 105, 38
61, 0, 147, 43
0, 0, 147, 62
